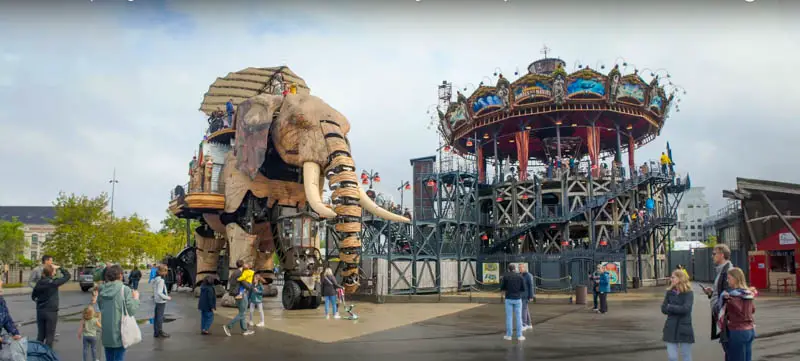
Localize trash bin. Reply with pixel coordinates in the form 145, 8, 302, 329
632, 277, 641, 289
575, 285, 587, 305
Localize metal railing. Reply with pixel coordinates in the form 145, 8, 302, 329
170, 176, 227, 202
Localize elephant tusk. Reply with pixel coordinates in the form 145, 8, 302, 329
358, 187, 411, 223
303, 163, 337, 218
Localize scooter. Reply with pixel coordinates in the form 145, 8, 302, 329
337, 288, 358, 320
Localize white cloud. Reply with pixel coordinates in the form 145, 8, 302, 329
0, 0, 799, 226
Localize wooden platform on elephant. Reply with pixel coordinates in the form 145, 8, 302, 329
215, 297, 481, 343
184, 193, 225, 210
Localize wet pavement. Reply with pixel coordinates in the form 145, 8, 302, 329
5, 283, 799, 361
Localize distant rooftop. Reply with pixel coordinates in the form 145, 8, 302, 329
0, 206, 56, 225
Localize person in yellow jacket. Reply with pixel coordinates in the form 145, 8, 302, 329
660, 152, 671, 175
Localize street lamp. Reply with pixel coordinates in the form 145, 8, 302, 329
397, 181, 411, 211
109, 168, 119, 215
361, 169, 381, 189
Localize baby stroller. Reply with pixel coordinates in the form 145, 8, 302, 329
0, 335, 59, 361
336, 288, 358, 320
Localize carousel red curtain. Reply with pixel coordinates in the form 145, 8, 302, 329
477, 145, 486, 183
628, 135, 635, 174
515, 131, 529, 181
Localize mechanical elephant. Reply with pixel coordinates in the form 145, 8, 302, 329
213, 92, 409, 302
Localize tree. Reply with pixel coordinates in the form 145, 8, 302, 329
44, 192, 112, 266
158, 210, 199, 256
0, 217, 25, 265
705, 235, 718, 248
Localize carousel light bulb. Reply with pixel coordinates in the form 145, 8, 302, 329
466, 140, 473, 147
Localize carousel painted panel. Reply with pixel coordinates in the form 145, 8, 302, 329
446, 101, 470, 130
617, 81, 646, 105
512, 76, 553, 106
566, 69, 606, 99
469, 87, 507, 117
647, 87, 665, 115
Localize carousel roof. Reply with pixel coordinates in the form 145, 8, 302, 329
199, 66, 310, 116
438, 57, 684, 161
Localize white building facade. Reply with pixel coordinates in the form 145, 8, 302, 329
0, 206, 56, 262
671, 187, 711, 243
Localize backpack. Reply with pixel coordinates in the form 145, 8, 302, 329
26, 340, 59, 361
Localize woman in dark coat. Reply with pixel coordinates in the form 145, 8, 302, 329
321, 268, 343, 319
661, 269, 695, 361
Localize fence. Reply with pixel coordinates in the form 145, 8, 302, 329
669, 248, 748, 283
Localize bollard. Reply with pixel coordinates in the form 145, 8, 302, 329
574, 285, 587, 305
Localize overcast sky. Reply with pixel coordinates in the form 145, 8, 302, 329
1, 0, 798, 228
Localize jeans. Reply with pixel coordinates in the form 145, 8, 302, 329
727, 329, 755, 361
504, 298, 522, 338
153, 302, 166, 336
592, 288, 599, 309
104, 347, 126, 361
131, 279, 139, 290
249, 302, 264, 324
324, 295, 338, 315
36, 310, 58, 347
226, 112, 233, 127
227, 297, 248, 331
665, 342, 692, 361
82, 336, 97, 361
521, 298, 531, 327
200, 310, 214, 331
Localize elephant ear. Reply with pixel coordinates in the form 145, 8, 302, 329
274, 94, 349, 167
233, 94, 284, 180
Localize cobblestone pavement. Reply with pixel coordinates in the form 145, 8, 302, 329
5, 283, 799, 361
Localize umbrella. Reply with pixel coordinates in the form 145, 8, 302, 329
198, 66, 310, 116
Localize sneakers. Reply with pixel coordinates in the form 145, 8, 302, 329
256, 322, 265, 327
518, 336, 526, 341
325, 314, 330, 320
243, 330, 255, 336
334, 313, 341, 319
503, 336, 512, 341
522, 325, 532, 331
223, 325, 231, 337
248, 321, 255, 326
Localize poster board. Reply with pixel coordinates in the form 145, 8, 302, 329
482, 263, 499, 284
600, 262, 621, 285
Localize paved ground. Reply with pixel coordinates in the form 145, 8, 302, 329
4, 283, 799, 361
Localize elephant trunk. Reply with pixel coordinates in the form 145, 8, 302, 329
324, 149, 363, 293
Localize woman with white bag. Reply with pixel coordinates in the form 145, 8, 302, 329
92, 265, 140, 361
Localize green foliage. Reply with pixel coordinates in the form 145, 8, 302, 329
44, 192, 191, 266
705, 235, 718, 248
0, 217, 25, 265
3, 283, 23, 289
158, 210, 199, 256
17, 255, 36, 269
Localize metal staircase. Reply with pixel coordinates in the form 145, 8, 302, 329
487, 171, 672, 254
602, 215, 676, 250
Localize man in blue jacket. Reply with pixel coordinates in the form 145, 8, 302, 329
499, 264, 526, 341
149, 264, 158, 284
0, 278, 23, 342
519, 263, 535, 331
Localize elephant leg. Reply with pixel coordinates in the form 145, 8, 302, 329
195, 231, 225, 286
326, 153, 363, 294
252, 221, 276, 284
226, 223, 256, 270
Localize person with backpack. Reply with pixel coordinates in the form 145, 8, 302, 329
128, 267, 142, 291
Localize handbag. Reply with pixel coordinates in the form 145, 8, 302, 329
119, 286, 142, 348
0, 335, 26, 361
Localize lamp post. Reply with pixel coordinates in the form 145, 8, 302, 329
109, 168, 119, 215
397, 181, 411, 211
360, 169, 381, 190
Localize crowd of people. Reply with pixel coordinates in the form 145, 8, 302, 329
497, 244, 757, 361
